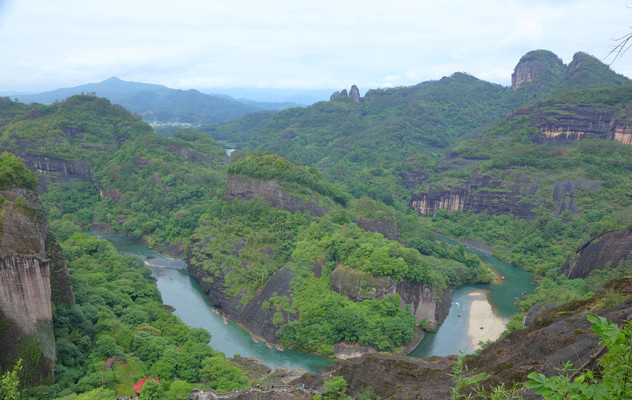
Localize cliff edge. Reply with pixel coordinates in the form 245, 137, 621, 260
0, 165, 73, 385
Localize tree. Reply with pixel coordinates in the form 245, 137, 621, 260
320, 376, 350, 400
0, 359, 21, 400
140, 379, 165, 400
607, 31, 632, 64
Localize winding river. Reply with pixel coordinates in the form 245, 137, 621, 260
96, 232, 534, 370
95, 233, 332, 372
408, 236, 535, 357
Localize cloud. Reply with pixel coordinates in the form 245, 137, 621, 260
0, 0, 630, 91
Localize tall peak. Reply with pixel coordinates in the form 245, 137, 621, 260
511, 50, 565, 90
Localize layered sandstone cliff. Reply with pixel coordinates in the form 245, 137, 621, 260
409, 166, 601, 219
409, 169, 538, 219
0, 188, 73, 385
510, 104, 632, 146
7, 150, 94, 193
511, 50, 565, 90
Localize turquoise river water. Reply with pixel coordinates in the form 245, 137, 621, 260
96, 232, 534, 371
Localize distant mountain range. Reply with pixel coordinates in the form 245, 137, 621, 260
10, 77, 306, 125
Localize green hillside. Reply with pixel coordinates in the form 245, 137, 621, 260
411, 84, 632, 309
0, 94, 486, 362
210, 50, 630, 211
198, 50, 632, 313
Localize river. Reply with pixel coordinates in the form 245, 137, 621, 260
408, 236, 535, 357
96, 232, 533, 369
94, 233, 332, 372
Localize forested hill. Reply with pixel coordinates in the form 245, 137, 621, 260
206, 49, 632, 312
213, 50, 630, 209
0, 93, 490, 362
0, 94, 229, 245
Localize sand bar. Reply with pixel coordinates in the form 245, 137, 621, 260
467, 294, 507, 350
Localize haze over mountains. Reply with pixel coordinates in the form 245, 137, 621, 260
8, 77, 310, 125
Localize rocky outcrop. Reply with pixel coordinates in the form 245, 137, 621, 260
511, 49, 565, 90
510, 103, 632, 146
0, 255, 55, 383
551, 178, 600, 216
565, 51, 631, 87
330, 85, 361, 103
227, 175, 329, 217
5, 150, 94, 193
0, 188, 73, 385
187, 237, 296, 343
168, 145, 218, 164
511, 50, 630, 92
355, 218, 401, 243
409, 169, 539, 219
559, 230, 632, 279
330, 267, 451, 330
349, 85, 360, 103
409, 167, 602, 219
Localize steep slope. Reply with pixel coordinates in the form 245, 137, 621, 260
511, 49, 566, 90
511, 50, 631, 91
560, 229, 632, 279
410, 85, 632, 220
0, 153, 73, 386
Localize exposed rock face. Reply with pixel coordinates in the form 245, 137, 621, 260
330, 86, 361, 103
551, 178, 600, 216
511, 49, 565, 90
409, 169, 539, 219
0, 188, 73, 385
227, 175, 329, 217
5, 150, 94, 193
187, 237, 297, 343
0, 255, 55, 384
565, 51, 631, 87
349, 85, 360, 103
168, 145, 218, 164
511, 103, 632, 146
409, 164, 602, 219
560, 230, 632, 279
330, 267, 451, 329
355, 218, 401, 243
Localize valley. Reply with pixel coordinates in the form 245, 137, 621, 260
1, 48, 632, 399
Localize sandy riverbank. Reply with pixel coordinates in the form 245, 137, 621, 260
467, 291, 507, 351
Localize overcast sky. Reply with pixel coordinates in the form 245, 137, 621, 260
1, 0, 631, 93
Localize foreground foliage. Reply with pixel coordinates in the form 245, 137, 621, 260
525, 315, 632, 399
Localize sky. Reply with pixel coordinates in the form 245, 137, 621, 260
1, 0, 631, 94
